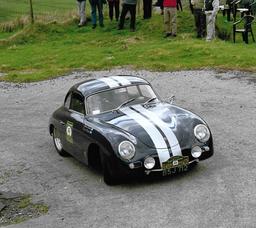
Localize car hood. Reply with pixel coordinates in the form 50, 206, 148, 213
93, 102, 199, 149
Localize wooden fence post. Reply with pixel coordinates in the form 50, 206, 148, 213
29, 0, 34, 24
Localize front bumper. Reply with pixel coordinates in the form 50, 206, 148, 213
109, 143, 214, 177
144, 159, 199, 175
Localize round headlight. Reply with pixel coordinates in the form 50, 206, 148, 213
191, 146, 202, 158
118, 141, 135, 160
194, 124, 210, 142
144, 156, 155, 169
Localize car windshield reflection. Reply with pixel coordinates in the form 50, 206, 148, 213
86, 84, 157, 115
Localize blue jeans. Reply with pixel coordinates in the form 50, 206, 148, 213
89, 0, 104, 25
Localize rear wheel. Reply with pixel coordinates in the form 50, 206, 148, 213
53, 127, 70, 157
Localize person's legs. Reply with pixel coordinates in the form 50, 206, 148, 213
170, 7, 177, 36
97, 0, 104, 26
160, 0, 164, 14
164, 7, 171, 36
194, 9, 201, 37
118, 3, 129, 29
108, 0, 114, 20
129, 4, 136, 30
194, 9, 205, 38
144, 0, 152, 19
176, 0, 182, 11
200, 11, 206, 37
77, 0, 86, 26
89, 0, 97, 27
148, 0, 152, 18
211, 15, 216, 39
206, 12, 213, 41
143, 0, 147, 19
115, 0, 120, 21
143, 0, 152, 19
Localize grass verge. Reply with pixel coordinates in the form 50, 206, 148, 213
0, 195, 49, 227
0, 9, 256, 82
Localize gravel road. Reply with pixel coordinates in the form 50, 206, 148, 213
0, 69, 256, 228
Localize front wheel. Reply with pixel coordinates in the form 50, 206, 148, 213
102, 154, 120, 186
53, 127, 70, 157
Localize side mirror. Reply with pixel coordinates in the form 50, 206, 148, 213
169, 95, 175, 104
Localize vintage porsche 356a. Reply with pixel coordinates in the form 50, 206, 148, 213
49, 76, 213, 185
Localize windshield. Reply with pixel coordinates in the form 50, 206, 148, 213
86, 84, 157, 115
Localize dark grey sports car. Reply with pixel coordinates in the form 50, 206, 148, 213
49, 76, 213, 185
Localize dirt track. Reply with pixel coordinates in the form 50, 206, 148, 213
0, 69, 256, 228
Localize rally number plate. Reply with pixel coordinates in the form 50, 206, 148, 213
162, 156, 189, 176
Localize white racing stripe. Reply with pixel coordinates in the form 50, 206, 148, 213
110, 76, 131, 86
98, 77, 120, 88
108, 115, 130, 125
133, 105, 182, 156
121, 107, 170, 166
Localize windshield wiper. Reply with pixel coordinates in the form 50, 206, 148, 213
144, 97, 157, 105
114, 98, 136, 111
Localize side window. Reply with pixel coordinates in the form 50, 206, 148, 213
139, 85, 155, 98
64, 93, 71, 109
70, 93, 85, 114
127, 86, 139, 97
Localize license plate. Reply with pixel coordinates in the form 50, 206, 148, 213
162, 156, 189, 176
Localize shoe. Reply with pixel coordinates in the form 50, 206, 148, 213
92, 24, 97, 29
164, 33, 172, 38
172, 34, 177, 37
78, 21, 86, 27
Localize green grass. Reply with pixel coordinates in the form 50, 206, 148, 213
0, 0, 75, 22
0, 8, 256, 82
18, 196, 32, 209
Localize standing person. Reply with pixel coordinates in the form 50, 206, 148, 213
118, 0, 137, 31
89, 0, 104, 28
176, 0, 182, 11
143, 0, 152, 19
191, 0, 206, 38
205, 0, 219, 41
77, 0, 86, 27
108, 0, 120, 21
163, 0, 177, 37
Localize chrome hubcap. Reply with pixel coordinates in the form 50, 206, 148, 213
54, 137, 62, 151
54, 129, 63, 151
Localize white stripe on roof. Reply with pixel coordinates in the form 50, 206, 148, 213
98, 77, 120, 88
110, 76, 131, 86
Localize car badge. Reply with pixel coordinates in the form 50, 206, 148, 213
173, 160, 179, 166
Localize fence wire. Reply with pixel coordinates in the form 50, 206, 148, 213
0, 0, 148, 24
0, 0, 77, 23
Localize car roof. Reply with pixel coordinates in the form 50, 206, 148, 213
71, 75, 149, 97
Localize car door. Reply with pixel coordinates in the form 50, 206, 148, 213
64, 92, 88, 161
55, 92, 72, 151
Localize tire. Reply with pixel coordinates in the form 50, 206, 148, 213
53, 127, 70, 157
102, 154, 120, 186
